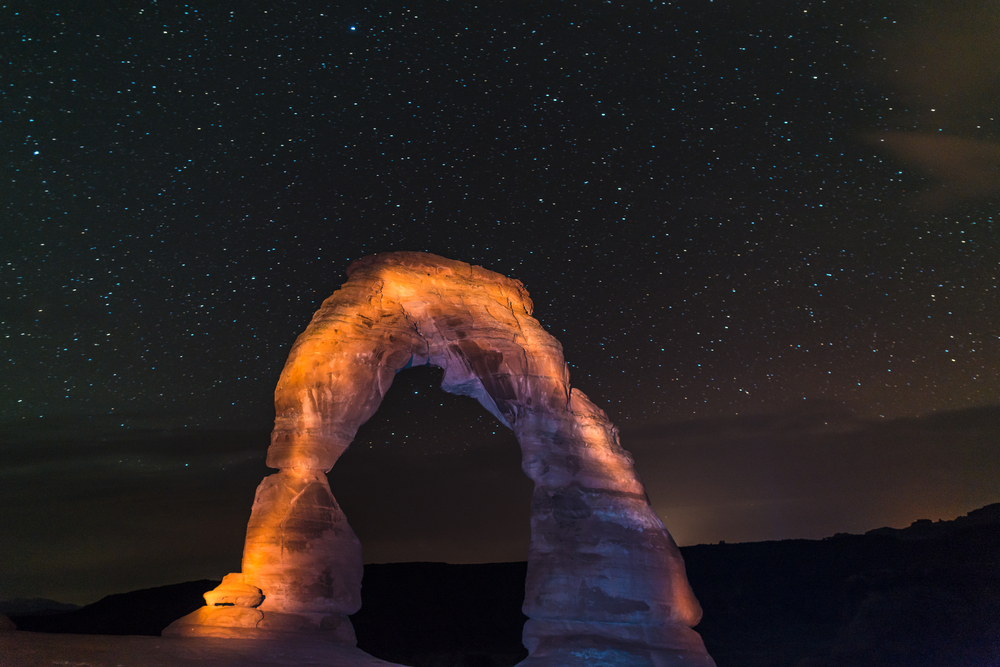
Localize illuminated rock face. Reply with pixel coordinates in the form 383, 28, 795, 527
165, 252, 714, 666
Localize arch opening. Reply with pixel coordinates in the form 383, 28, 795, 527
334, 365, 532, 666
165, 252, 716, 667
328, 363, 532, 565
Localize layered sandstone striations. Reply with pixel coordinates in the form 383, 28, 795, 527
166, 252, 715, 666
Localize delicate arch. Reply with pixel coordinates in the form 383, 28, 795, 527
166, 252, 715, 667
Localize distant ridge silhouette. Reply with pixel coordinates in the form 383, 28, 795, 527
10, 503, 1000, 667
0, 598, 79, 616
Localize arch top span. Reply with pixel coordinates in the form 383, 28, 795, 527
267, 251, 571, 473
166, 252, 715, 667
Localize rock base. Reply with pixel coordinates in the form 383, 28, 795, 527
163, 606, 356, 645
520, 619, 716, 667
0, 633, 403, 667
517, 642, 717, 667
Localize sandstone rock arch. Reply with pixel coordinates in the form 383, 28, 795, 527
166, 252, 715, 667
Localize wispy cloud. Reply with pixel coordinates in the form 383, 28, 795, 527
867, 0, 1000, 208
867, 132, 1000, 207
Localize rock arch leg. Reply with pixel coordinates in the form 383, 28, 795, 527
514, 394, 713, 666
164, 252, 714, 666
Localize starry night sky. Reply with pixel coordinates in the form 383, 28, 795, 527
3, 0, 999, 604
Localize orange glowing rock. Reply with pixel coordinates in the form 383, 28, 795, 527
165, 252, 715, 666
202, 573, 263, 609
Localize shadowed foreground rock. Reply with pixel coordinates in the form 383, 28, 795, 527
0, 633, 405, 667
165, 252, 714, 667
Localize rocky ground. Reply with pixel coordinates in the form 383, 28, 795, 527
0, 633, 404, 667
